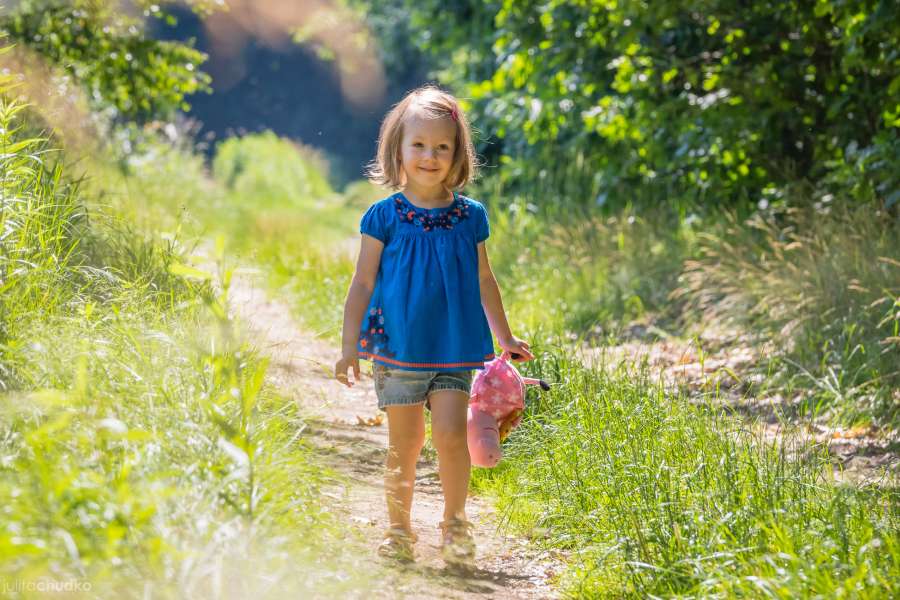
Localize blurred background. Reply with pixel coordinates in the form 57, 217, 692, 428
147, 1, 430, 184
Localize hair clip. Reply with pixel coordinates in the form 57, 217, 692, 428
449, 107, 459, 122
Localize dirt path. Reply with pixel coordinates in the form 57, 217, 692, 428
225, 265, 565, 599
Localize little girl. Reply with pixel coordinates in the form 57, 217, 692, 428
333, 85, 533, 565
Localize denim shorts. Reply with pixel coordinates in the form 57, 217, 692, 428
372, 363, 473, 411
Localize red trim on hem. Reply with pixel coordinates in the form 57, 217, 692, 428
359, 352, 495, 369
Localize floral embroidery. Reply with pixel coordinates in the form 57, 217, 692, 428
394, 194, 470, 232
359, 307, 394, 357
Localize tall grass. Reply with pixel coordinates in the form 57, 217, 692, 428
472, 349, 900, 597
676, 205, 900, 427
481, 196, 693, 337
80, 122, 222, 240
0, 103, 85, 347
0, 95, 383, 595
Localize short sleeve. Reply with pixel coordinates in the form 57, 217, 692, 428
360, 202, 387, 243
474, 201, 490, 243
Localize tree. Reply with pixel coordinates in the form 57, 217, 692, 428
363, 0, 900, 211
0, 0, 216, 122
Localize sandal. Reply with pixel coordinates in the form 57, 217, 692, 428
438, 518, 476, 566
377, 527, 418, 563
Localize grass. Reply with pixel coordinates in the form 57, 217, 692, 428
676, 204, 900, 428
0, 97, 388, 595
208, 135, 900, 596
479, 195, 693, 337
471, 347, 900, 598
2, 300, 379, 597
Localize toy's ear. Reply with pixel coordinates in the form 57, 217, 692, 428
522, 377, 551, 391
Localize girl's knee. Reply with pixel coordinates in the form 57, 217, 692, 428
389, 431, 425, 458
431, 425, 467, 454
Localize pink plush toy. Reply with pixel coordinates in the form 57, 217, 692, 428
467, 351, 550, 467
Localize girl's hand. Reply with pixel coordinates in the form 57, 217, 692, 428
499, 336, 534, 362
334, 353, 360, 387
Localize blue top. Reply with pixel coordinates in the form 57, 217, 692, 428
357, 190, 495, 371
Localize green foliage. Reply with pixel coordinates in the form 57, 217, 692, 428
0, 109, 82, 341
93, 120, 221, 234
2, 266, 376, 595
0, 0, 212, 121
366, 0, 900, 211
207, 132, 363, 341
0, 107, 202, 379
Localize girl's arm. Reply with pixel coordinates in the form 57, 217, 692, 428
335, 234, 384, 386
477, 242, 534, 361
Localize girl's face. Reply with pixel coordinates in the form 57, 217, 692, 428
399, 114, 457, 190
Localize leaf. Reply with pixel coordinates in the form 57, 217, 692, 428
168, 262, 212, 280
217, 437, 250, 467
356, 413, 384, 427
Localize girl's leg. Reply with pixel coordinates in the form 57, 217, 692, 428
384, 404, 426, 532
428, 390, 471, 522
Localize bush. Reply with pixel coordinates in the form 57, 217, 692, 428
213, 132, 334, 207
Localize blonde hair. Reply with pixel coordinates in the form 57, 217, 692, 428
365, 84, 479, 191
